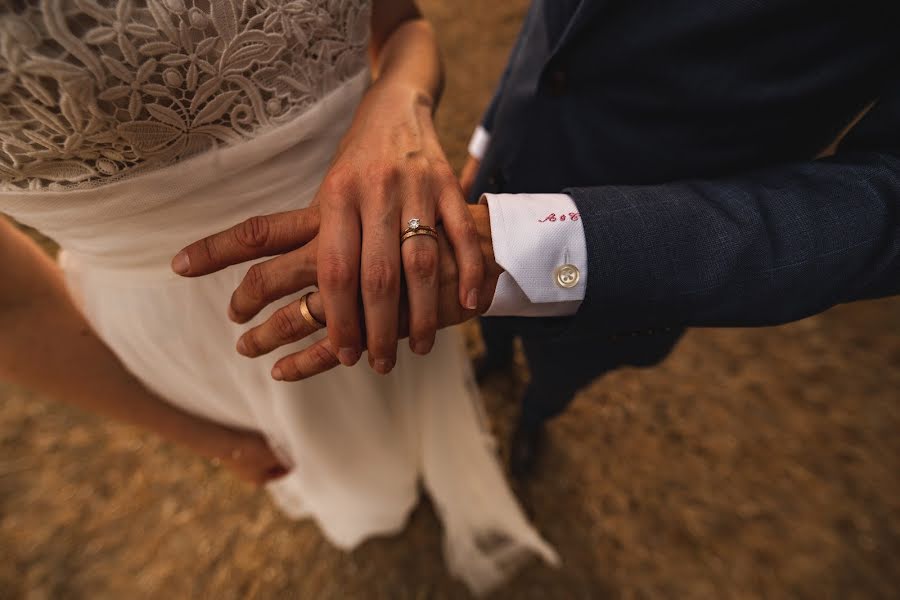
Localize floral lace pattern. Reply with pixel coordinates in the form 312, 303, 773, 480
0, 0, 371, 190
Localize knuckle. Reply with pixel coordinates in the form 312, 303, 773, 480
413, 315, 438, 336
320, 255, 355, 289
322, 168, 355, 196
362, 261, 398, 297
235, 216, 270, 248
407, 247, 437, 280
271, 307, 299, 340
197, 235, 217, 263
243, 264, 270, 300
309, 343, 339, 370
457, 217, 478, 244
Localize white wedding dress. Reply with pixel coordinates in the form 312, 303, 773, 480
0, 0, 557, 594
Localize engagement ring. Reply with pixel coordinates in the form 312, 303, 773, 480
401, 218, 438, 245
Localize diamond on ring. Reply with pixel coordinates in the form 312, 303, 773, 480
401, 218, 437, 246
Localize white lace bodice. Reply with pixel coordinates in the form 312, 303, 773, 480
0, 0, 370, 191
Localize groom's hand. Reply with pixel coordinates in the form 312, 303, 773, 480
173, 204, 500, 382
172, 206, 323, 323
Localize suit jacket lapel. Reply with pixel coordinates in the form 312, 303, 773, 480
547, 0, 607, 62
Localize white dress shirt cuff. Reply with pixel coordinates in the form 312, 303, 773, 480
481, 193, 588, 317
467, 126, 491, 160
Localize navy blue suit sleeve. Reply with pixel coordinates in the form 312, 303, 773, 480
564, 81, 900, 335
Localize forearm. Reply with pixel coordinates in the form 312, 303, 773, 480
0, 220, 240, 460
568, 152, 900, 333
370, 2, 442, 106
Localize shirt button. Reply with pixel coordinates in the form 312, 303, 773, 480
555, 264, 580, 288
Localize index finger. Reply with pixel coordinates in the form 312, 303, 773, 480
172, 207, 320, 277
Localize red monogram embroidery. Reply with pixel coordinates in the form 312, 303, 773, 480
538, 212, 581, 223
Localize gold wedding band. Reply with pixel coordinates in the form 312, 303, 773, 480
298, 292, 325, 330
401, 228, 438, 245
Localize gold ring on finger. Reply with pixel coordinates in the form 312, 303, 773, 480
401, 217, 438, 246
401, 229, 439, 246
298, 292, 325, 330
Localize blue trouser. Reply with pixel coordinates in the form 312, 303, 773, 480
479, 318, 684, 427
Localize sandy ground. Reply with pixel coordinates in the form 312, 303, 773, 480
2, 1, 900, 598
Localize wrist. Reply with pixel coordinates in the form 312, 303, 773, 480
368, 76, 435, 112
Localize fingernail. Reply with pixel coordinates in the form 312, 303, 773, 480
171, 251, 190, 275
236, 338, 248, 355
412, 339, 433, 355
374, 358, 394, 374
338, 347, 360, 366
271, 366, 284, 381
465, 288, 479, 310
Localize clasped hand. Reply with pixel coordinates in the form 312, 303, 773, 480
172, 80, 500, 381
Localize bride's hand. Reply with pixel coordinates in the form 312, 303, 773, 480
313, 79, 483, 373
237, 204, 500, 381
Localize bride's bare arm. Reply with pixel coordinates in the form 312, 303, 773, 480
0, 218, 287, 484
369, 1, 442, 95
